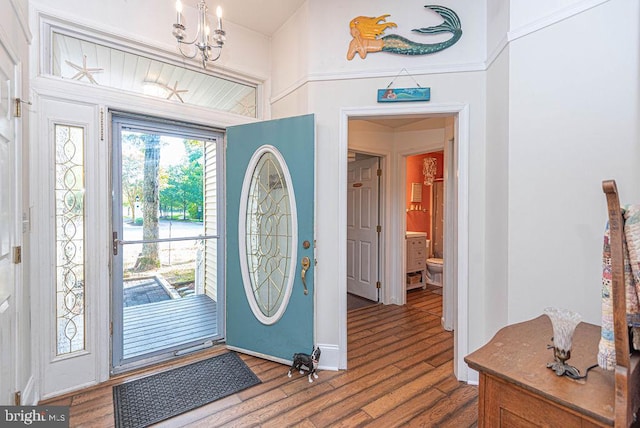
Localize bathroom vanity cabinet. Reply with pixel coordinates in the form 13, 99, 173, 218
406, 234, 427, 290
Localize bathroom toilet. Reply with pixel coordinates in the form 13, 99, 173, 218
426, 258, 443, 273
426, 258, 444, 287
424, 239, 444, 287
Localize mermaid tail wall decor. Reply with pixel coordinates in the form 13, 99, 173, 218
346, 5, 462, 60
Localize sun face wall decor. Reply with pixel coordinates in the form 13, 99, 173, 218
346, 5, 462, 60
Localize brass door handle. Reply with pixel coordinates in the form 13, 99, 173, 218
301, 256, 310, 295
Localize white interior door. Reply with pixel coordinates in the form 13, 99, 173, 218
0, 39, 17, 406
347, 156, 380, 301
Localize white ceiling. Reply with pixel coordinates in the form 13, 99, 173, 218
357, 115, 450, 129
184, 0, 306, 36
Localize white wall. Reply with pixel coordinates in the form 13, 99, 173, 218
348, 120, 394, 152
348, 119, 449, 154
510, 0, 604, 31
485, 45, 510, 338
394, 119, 447, 152
271, 3, 309, 99
486, 0, 509, 59
507, 0, 640, 325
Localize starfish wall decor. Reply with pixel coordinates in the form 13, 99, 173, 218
162, 81, 189, 103
142, 81, 189, 103
65, 55, 103, 84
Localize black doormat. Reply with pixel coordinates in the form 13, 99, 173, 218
113, 352, 261, 428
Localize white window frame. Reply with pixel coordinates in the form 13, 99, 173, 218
37, 12, 263, 119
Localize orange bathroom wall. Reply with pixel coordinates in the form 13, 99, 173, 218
406, 151, 444, 235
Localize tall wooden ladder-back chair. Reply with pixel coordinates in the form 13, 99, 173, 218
602, 180, 640, 427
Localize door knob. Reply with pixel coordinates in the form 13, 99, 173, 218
301, 256, 310, 295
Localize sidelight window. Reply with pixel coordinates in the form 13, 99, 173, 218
55, 124, 86, 355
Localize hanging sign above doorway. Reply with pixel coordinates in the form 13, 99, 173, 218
377, 68, 430, 103
377, 87, 430, 102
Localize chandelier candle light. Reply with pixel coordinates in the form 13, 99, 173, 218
173, 0, 226, 69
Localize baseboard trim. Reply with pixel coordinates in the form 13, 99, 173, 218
316, 343, 339, 372
21, 375, 38, 405
466, 367, 479, 385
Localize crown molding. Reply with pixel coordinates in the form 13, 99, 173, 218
486, 34, 509, 70
486, 0, 610, 69
309, 61, 486, 82
270, 61, 485, 104
507, 0, 610, 43
270, 75, 309, 104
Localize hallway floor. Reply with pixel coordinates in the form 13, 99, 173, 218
42, 287, 477, 427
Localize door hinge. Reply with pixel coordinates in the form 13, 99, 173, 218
377, 168, 382, 177
110, 321, 113, 336
376, 225, 382, 233
14, 391, 21, 406
14, 98, 31, 118
12, 246, 21, 264
376, 281, 381, 289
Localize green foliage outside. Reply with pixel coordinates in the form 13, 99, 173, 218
122, 136, 204, 225
121, 132, 205, 274
159, 138, 204, 222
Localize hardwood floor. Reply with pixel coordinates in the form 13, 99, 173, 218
42, 287, 478, 427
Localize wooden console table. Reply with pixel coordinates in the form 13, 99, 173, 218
465, 316, 615, 427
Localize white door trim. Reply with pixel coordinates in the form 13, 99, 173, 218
339, 103, 470, 381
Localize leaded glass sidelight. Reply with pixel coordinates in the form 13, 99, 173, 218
239, 146, 297, 325
55, 124, 86, 355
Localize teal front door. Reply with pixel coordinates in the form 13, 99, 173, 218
226, 114, 315, 362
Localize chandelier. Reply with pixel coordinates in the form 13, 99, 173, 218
172, 0, 226, 69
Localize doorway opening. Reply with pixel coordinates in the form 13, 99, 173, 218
405, 149, 445, 314
340, 104, 469, 380
111, 112, 225, 373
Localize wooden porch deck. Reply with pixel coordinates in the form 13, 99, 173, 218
123, 294, 218, 360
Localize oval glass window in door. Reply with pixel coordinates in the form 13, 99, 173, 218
239, 145, 298, 325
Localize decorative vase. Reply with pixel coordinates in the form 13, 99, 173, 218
544, 307, 582, 377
